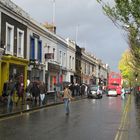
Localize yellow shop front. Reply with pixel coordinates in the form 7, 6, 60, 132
0, 55, 28, 95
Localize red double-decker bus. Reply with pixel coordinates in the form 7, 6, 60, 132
107, 72, 122, 95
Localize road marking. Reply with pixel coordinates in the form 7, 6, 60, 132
114, 95, 131, 140
119, 97, 130, 140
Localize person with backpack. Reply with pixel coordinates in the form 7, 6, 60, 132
63, 85, 74, 115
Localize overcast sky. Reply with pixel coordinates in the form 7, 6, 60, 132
11, 0, 128, 72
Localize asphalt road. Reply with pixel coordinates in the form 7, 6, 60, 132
0, 94, 138, 140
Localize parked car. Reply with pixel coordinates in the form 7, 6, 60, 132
87, 85, 102, 99
107, 89, 117, 96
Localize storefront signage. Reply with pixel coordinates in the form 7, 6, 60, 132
48, 62, 60, 72
45, 53, 54, 59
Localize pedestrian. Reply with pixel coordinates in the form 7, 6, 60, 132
15, 74, 24, 105
63, 85, 74, 115
16, 82, 24, 104
1, 81, 9, 102
121, 87, 125, 100
69, 83, 74, 97
30, 81, 40, 104
39, 81, 46, 105
7, 79, 15, 111
80, 84, 85, 96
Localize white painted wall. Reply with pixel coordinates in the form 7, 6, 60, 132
66, 39, 76, 82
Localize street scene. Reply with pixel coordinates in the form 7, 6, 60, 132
1, 0, 140, 140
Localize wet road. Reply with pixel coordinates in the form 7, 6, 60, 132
0, 94, 139, 140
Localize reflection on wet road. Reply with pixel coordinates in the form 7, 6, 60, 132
0, 94, 140, 140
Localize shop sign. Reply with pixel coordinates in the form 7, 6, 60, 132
48, 63, 60, 72
45, 53, 54, 59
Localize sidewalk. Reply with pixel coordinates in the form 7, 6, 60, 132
127, 94, 140, 140
114, 94, 140, 140
0, 95, 86, 119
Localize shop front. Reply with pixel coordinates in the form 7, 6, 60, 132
47, 62, 60, 91
28, 59, 44, 81
0, 55, 28, 95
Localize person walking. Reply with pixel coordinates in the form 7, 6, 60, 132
39, 81, 46, 105
16, 80, 24, 105
30, 81, 40, 104
7, 79, 15, 112
121, 87, 125, 100
1, 81, 9, 102
63, 86, 74, 115
80, 84, 85, 96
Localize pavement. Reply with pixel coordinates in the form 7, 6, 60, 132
0, 94, 86, 119
113, 93, 140, 140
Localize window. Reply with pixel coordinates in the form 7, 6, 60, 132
59, 51, 62, 65
69, 56, 71, 69
17, 28, 24, 57
63, 53, 66, 67
84, 63, 86, 74
6, 23, 14, 55
111, 83, 119, 86
48, 46, 50, 53
92, 66, 95, 74
30, 37, 35, 60
111, 74, 119, 79
72, 57, 74, 70
88, 64, 90, 75
53, 48, 55, 60
76, 59, 78, 70
38, 40, 42, 63
7, 27, 11, 51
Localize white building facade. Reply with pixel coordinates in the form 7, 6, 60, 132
81, 48, 97, 84
66, 38, 76, 83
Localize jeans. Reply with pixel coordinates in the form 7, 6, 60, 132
63, 98, 70, 114
7, 95, 13, 113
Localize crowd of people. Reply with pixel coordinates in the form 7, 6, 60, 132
68, 83, 88, 97
1, 78, 47, 106
1, 74, 25, 105
1, 80, 89, 105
